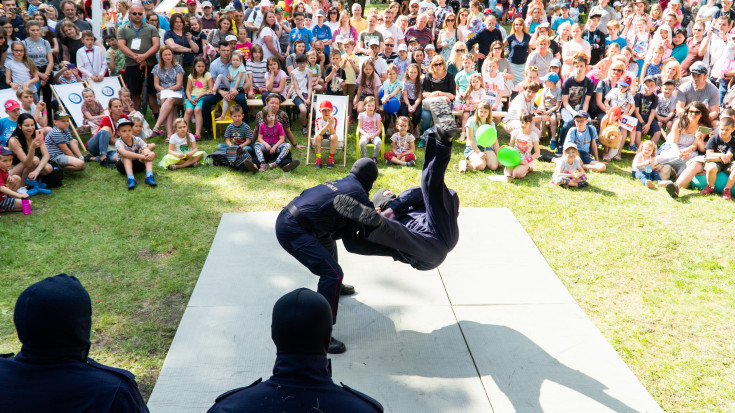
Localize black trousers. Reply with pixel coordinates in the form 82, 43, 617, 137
275, 210, 343, 324
343, 138, 459, 271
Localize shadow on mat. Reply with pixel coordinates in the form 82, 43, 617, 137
338, 300, 639, 413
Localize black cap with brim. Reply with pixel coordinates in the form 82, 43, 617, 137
54, 111, 71, 120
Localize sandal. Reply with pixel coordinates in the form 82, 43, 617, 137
194, 134, 202, 141
168, 164, 178, 170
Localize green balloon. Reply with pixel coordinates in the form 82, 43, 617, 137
475, 125, 497, 148
497, 146, 521, 167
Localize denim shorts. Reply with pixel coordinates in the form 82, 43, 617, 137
464, 145, 495, 158
51, 154, 72, 167
578, 150, 593, 165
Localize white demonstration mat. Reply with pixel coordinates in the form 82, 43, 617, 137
148, 209, 663, 413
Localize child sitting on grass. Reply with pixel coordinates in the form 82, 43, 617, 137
255, 106, 300, 172
0, 147, 30, 213
700, 116, 735, 200
565, 111, 606, 172
505, 111, 540, 182
551, 142, 588, 188
384, 115, 416, 166
461, 100, 500, 173
160, 118, 206, 170
631, 140, 663, 189
314, 100, 338, 169
357, 96, 383, 163
80, 88, 105, 134
224, 104, 258, 172
114, 118, 157, 190
44, 111, 85, 172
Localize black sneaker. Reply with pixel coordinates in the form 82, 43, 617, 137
428, 99, 457, 142
328, 337, 346, 354
666, 182, 679, 198
333, 195, 382, 227
577, 181, 589, 188
242, 159, 258, 173
281, 159, 300, 172
340, 283, 355, 296
83, 154, 93, 162
100, 158, 116, 169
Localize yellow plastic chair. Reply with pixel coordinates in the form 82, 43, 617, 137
211, 100, 236, 139
356, 124, 386, 159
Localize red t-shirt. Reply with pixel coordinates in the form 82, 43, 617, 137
0, 168, 8, 201
98, 114, 130, 138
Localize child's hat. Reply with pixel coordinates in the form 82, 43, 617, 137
562, 141, 577, 152
613, 1, 622, 5
617, 75, 632, 87
225, 34, 237, 42
367, 38, 380, 47
643, 75, 657, 84
573, 111, 589, 119
663, 78, 676, 86
425, 43, 435, 51
4, 99, 20, 111
550, 58, 562, 67
0, 147, 15, 156
54, 110, 71, 120
319, 100, 333, 112
408, 37, 419, 44
116, 117, 134, 129
397, 44, 408, 52
542, 72, 559, 83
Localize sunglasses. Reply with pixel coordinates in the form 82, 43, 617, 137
130, 12, 143, 16
527, 66, 538, 71
493, 46, 502, 50
432, 62, 444, 67
688, 109, 702, 114
385, 44, 394, 47
446, 18, 455, 21
611, 68, 624, 73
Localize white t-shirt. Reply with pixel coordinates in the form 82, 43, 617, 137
359, 56, 388, 77
256, 27, 281, 60
291, 67, 311, 96
483, 73, 505, 105
168, 133, 195, 154
379, 23, 405, 44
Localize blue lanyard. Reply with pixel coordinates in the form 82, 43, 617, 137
85, 48, 94, 69
131, 23, 143, 38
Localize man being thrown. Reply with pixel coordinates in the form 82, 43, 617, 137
332, 112, 460, 272
275, 158, 379, 354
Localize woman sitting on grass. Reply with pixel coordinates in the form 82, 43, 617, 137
6, 113, 52, 182
160, 118, 206, 170
85, 98, 128, 168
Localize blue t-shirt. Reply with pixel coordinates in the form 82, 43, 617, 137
606, 36, 627, 50
566, 125, 598, 153
289, 27, 314, 53
312, 24, 332, 56
0, 117, 17, 146
551, 17, 573, 31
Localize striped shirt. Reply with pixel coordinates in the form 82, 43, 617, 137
224, 122, 254, 145
44, 126, 73, 160
404, 26, 433, 49
246, 60, 268, 89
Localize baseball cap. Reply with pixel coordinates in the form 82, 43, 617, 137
224, 4, 235, 12
54, 110, 71, 120
550, 59, 562, 67
335, 35, 345, 43
589, 11, 602, 18
574, 111, 590, 119
316, 9, 325, 17
116, 117, 134, 129
275, 5, 284, 12
202, 0, 213, 7
663, 79, 676, 86
410, 0, 419, 4
0, 147, 14, 156
561, 3, 569, 8
562, 141, 578, 152
617, 75, 632, 87
408, 37, 418, 43
690, 62, 708, 75
259, 0, 271, 6
538, 21, 550, 28
425, 43, 435, 51
643, 75, 657, 84
319, 100, 333, 112
4, 99, 20, 111
368, 38, 379, 47
483, 8, 493, 14
225, 34, 237, 42
613, 1, 622, 5
543, 72, 559, 83
397, 44, 408, 52
186, 0, 196, 5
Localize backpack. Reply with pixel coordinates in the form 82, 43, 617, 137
207, 149, 230, 166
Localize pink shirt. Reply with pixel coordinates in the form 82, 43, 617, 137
258, 122, 285, 145
358, 112, 382, 135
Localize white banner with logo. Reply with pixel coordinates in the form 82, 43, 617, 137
53, 83, 87, 126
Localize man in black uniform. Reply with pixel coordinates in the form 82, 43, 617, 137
333, 129, 460, 271
207, 288, 383, 412
0, 274, 149, 413
275, 158, 379, 354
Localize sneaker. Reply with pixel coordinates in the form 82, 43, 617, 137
406, 160, 416, 166
301, 126, 308, 136
428, 99, 457, 139
700, 185, 715, 195
665, 181, 679, 198
646, 180, 655, 189
577, 181, 589, 188
242, 159, 258, 173
259, 163, 267, 171
333, 194, 383, 227
281, 159, 300, 172
100, 158, 116, 169
269, 162, 278, 169
723, 187, 732, 200
83, 154, 93, 162
417, 140, 425, 147
549, 139, 557, 151
628, 144, 638, 152
144, 176, 157, 187
327, 157, 335, 169
127, 178, 137, 190
315, 157, 322, 168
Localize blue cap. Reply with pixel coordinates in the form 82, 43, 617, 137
574, 111, 590, 119
543, 72, 559, 83
0, 147, 14, 156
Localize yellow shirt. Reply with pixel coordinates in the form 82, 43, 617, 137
350, 17, 368, 34
342, 53, 359, 84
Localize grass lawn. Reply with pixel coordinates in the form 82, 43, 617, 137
1, 119, 733, 412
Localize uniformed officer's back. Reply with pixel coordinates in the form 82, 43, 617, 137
0, 274, 149, 413
207, 288, 383, 413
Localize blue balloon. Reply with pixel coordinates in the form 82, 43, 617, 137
378, 87, 384, 100
385, 97, 400, 114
